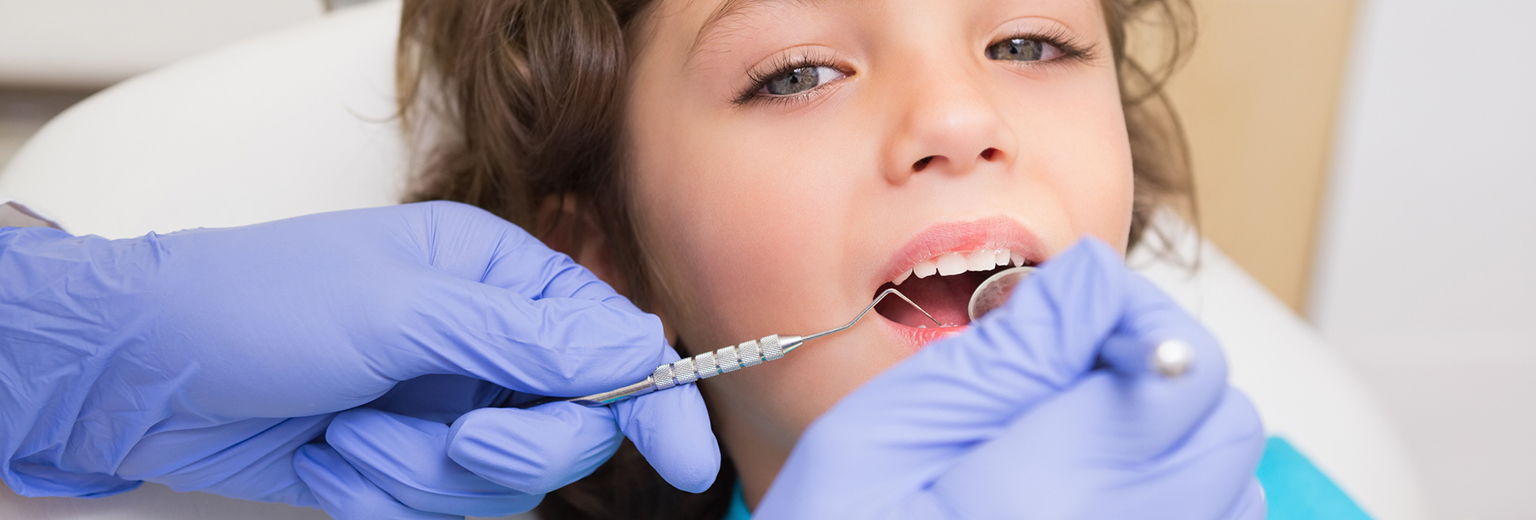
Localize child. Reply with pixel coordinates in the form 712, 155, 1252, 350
399, 0, 1201, 517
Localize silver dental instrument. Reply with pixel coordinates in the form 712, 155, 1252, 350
516, 264, 1190, 409
512, 288, 942, 409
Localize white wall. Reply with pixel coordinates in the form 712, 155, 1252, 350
1311, 1, 1536, 518
0, 0, 322, 88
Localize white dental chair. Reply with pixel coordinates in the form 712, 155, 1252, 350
0, 1, 1429, 518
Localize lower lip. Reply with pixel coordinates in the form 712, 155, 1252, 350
877, 313, 967, 351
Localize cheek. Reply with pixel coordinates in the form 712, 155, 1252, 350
1015, 72, 1135, 253
627, 93, 870, 348
625, 84, 891, 445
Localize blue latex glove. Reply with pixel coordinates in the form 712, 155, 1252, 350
0, 201, 718, 517
757, 239, 1267, 519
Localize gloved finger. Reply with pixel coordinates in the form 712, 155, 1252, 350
1091, 276, 1233, 459
767, 238, 1136, 503
294, 444, 461, 520
405, 201, 633, 307
365, 374, 510, 424
1096, 273, 1224, 378
377, 275, 673, 397
447, 403, 625, 495
325, 408, 544, 517
609, 379, 720, 492
446, 383, 718, 495
123, 415, 330, 508
928, 376, 1265, 520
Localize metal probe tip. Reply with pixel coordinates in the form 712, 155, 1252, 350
803, 288, 941, 342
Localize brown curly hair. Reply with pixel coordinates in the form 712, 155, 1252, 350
397, 0, 1197, 517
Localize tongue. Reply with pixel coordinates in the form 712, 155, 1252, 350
875, 270, 992, 327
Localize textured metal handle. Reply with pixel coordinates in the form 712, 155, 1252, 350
649, 334, 796, 391
513, 333, 803, 409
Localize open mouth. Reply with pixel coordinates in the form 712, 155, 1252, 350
874, 248, 1034, 328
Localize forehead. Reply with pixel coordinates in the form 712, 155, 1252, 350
690, 0, 827, 51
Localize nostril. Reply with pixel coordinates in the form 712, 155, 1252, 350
913, 156, 935, 172
980, 148, 998, 161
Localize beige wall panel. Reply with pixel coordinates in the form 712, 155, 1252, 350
1164, 0, 1356, 312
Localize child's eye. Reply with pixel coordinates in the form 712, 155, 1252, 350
759, 66, 846, 97
985, 37, 1066, 62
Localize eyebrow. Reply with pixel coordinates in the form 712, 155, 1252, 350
687, 0, 825, 64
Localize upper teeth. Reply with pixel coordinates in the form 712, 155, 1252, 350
896, 248, 1026, 285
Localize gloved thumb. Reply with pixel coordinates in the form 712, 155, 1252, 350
609, 379, 720, 492
294, 444, 461, 520
448, 384, 720, 495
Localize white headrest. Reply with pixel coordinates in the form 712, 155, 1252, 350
0, 0, 408, 239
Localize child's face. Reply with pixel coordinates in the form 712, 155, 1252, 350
623, 0, 1132, 481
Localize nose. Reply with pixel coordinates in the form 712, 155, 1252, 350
881, 65, 1017, 184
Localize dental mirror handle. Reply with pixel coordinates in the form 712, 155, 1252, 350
966, 265, 1193, 378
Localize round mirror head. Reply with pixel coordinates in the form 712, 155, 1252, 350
967, 266, 1037, 322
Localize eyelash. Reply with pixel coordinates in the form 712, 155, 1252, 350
733, 30, 1097, 107
1007, 28, 1097, 66
733, 51, 847, 106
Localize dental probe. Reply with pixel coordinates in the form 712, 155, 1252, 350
511, 288, 942, 409
515, 265, 1193, 410
966, 266, 1194, 378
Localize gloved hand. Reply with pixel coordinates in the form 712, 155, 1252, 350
0, 201, 718, 517
758, 239, 1266, 519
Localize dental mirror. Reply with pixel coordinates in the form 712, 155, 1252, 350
967, 266, 1038, 322
965, 265, 1194, 378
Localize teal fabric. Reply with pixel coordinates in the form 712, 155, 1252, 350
724, 481, 751, 520
1257, 437, 1373, 520
721, 436, 1370, 519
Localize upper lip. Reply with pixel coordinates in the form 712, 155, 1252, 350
872, 216, 1047, 292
